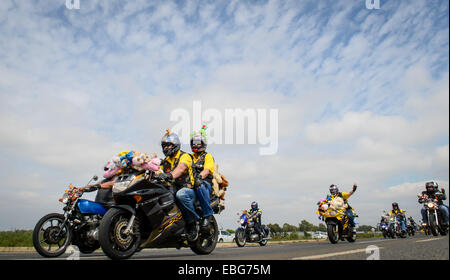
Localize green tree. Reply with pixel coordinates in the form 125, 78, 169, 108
282, 223, 298, 233
267, 223, 282, 236
317, 223, 326, 232
357, 225, 374, 232
298, 220, 314, 232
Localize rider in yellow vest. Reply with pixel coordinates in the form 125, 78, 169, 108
389, 202, 407, 232
154, 130, 198, 242
328, 184, 357, 228
190, 126, 216, 230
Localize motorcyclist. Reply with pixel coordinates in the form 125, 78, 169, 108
418, 181, 449, 228
328, 184, 357, 230
407, 216, 416, 231
389, 202, 407, 232
248, 202, 263, 239
380, 211, 390, 225
153, 130, 198, 242
190, 126, 215, 229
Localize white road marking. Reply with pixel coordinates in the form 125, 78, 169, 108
292, 247, 384, 260
356, 239, 392, 244
415, 237, 445, 243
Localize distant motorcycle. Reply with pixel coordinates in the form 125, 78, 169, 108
406, 221, 416, 236
379, 222, 390, 238
388, 215, 406, 239
234, 211, 270, 247
32, 176, 110, 257
317, 197, 357, 244
422, 198, 448, 236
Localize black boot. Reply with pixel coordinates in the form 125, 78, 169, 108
186, 221, 199, 242
201, 215, 213, 229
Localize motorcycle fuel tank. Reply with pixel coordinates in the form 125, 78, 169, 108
77, 199, 107, 215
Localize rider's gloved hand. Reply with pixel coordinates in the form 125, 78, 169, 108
352, 184, 357, 192
194, 174, 204, 189
155, 173, 173, 182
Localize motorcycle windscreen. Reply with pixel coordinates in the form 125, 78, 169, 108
77, 199, 107, 215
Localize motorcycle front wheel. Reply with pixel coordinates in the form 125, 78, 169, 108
428, 211, 439, 236
32, 213, 72, 258
235, 228, 247, 247
326, 222, 339, 244
98, 208, 141, 260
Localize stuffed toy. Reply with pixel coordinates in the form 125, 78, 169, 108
103, 156, 122, 179
329, 196, 346, 211
211, 164, 229, 209
119, 151, 135, 168
131, 152, 161, 172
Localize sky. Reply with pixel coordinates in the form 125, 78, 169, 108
0, 0, 448, 231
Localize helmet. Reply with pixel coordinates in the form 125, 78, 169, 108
392, 202, 399, 209
425, 181, 438, 191
190, 125, 208, 153
329, 184, 339, 195
251, 201, 258, 209
161, 130, 181, 157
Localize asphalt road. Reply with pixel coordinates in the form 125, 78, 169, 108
0, 234, 448, 260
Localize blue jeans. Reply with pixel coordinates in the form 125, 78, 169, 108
421, 204, 449, 225
397, 216, 406, 231
346, 208, 355, 227
176, 183, 214, 224
194, 181, 214, 218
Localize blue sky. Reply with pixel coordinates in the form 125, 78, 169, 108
0, 0, 448, 230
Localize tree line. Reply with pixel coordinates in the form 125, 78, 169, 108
265, 220, 376, 236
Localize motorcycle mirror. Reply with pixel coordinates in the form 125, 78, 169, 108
92, 175, 98, 181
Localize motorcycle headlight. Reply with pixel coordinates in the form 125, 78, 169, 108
427, 202, 434, 208
59, 193, 69, 204
240, 219, 245, 224
113, 180, 132, 193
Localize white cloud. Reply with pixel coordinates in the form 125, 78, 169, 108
0, 0, 448, 230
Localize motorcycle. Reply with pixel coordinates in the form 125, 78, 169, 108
234, 211, 270, 247
388, 214, 406, 238
406, 220, 416, 236
98, 169, 221, 260
379, 222, 390, 239
32, 175, 111, 257
317, 197, 357, 244
422, 198, 448, 236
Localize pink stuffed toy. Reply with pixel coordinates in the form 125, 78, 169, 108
140, 157, 161, 172
131, 152, 161, 172
103, 156, 122, 178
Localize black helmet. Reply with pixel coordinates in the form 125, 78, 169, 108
329, 184, 339, 195
392, 202, 399, 209
425, 181, 438, 191
161, 131, 181, 157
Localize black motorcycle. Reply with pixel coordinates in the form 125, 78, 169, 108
406, 219, 416, 236
98, 169, 221, 260
422, 198, 448, 236
32, 175, 113, 257
234, 211, 270, 247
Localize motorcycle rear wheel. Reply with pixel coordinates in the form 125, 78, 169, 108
346, 227, 356, 243
33, 213, 72, 258
190, 215, 218, 255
